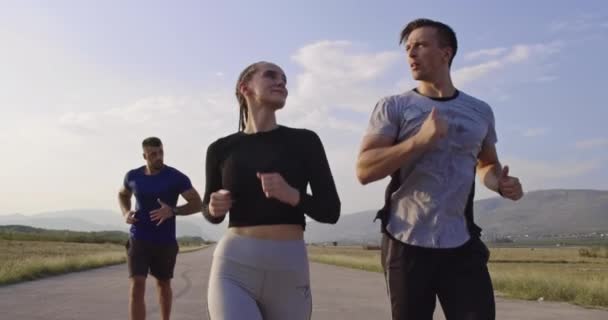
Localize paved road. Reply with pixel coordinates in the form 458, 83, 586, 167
1, 247, 606, 319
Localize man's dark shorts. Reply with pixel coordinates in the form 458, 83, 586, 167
125, 238, 179, 280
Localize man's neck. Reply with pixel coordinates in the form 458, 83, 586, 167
145, 165, 163, 175
416, 76, 456, 99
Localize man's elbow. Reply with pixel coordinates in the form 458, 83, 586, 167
356, 165, 373, 185
358, 170, 382, 186
193, 198, 203, 212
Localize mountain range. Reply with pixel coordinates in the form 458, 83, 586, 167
2, 189, 606, 244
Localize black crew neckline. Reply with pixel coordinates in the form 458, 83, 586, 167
238, 125, 284, 136
413, 88, 460, 101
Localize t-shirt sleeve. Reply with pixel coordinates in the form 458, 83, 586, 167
364, 97, 400, 139
175, 170, 193, 194
483, 106, 498, 146
123, 171, 132, 191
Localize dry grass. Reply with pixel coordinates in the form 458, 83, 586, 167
307, 245, 608, 308
0, 240, 205, 285
0, 240, 126, 285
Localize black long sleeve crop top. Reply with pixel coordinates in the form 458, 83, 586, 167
201, 125, 341, 228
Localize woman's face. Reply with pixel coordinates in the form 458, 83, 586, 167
242, 63, 288, 110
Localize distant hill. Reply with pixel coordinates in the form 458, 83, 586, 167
304, 209, 381, 245
0, 225, 128, 244
0, 210, 122, 231
0, 209, 226, 241
473, 189, 608, 237
305, 189, 608, 245
2, 190, 607, 244
0, 225, 206, 245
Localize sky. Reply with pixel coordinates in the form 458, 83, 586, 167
1, 0, 607, 215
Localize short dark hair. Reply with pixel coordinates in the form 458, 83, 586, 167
142, 137, 162, 148
399, 18, 458, 66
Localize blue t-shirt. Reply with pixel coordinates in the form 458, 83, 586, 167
123, 165, 193, 244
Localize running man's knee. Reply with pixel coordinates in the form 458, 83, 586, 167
156, 279, 171, 290
130, 276, 146, 299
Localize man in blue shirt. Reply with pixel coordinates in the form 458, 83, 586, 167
118, 137, 202, 320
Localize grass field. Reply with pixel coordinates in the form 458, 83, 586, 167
0, 239, 204, 286
307, 245, 608, 308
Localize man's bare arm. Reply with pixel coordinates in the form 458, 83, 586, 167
118, 186, 133, 215
174, 188, 203, 216
476, 142, 502, 193
477, 143, 523, 200
118, 186, 138, 224
356, 135, 427, 185
357, 107, 447, 185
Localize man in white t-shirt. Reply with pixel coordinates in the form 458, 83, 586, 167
356, 18, 523, 320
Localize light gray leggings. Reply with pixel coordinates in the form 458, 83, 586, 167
207, 232, 312, 320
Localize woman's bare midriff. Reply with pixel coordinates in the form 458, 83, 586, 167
229, 224, 304, 240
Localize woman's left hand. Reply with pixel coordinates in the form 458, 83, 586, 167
257, 172, 300, 206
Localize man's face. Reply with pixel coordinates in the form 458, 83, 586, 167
405, 26, 451, 81
143, 145, 164, 170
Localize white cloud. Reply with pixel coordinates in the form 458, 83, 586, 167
464, 47, 507, 61
291, 41, 400, 82
522, 127, 550, 137
453, 42, 562, 88
283, 40, 401, 131
575, 138, 608, 150
58, 96, 188, 134
506, 43, 562, 62
453, 60, 503, 87
56, 90, 241, 135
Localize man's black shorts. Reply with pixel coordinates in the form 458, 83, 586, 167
125, 238, 179, 280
